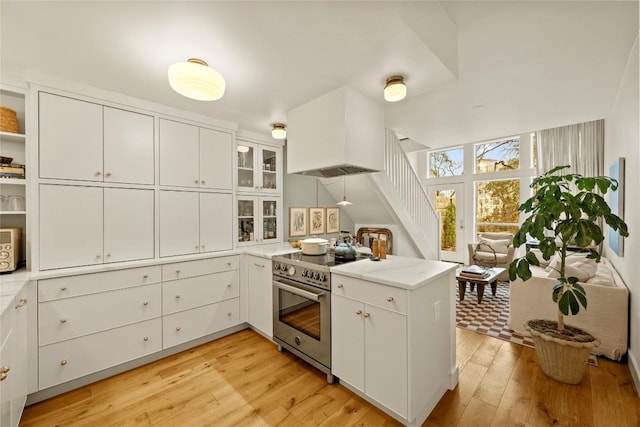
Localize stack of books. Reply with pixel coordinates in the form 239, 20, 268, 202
0, 163, 25, 179
459, 265, 491, 280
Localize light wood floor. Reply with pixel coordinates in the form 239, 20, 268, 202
20, 328, 640, 427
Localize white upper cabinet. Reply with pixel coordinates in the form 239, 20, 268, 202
39, 92, 154, 184
39, 185, 103, 270
103, 188, 154, 263
236, 140, 281, 194
39, 93, 103, 181
159, 119, 233, 190
199, 192, 233, 253
159, 190, 199, 257
200, 127, 233, 190
103, 107, 154, 185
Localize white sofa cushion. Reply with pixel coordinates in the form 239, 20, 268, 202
478, 238, 511, 254
546, 257, 598, 282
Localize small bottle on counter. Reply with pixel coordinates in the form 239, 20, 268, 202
372, 239, 379, 257
380, 240, 387, 259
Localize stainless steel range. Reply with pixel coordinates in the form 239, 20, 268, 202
272, 252, 354, 384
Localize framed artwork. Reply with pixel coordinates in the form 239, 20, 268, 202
608, 157, 625, 256
289, 207, 308, 237
309, 207, 326, 235
326, 207, 340, 234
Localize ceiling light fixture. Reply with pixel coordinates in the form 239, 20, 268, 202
337, 177, 352, 206
168, 58, 226, 101
272, 123, 287, 140
384, 75, 407, 102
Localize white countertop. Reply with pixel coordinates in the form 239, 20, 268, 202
330, 255, 458, 290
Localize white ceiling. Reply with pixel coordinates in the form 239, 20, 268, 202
1, 1, 638, 149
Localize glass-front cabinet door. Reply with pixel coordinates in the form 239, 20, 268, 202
237, 142, 256, 192
260, 147, 279, 193
237, 196, 281, 246
237, 197, 256, 244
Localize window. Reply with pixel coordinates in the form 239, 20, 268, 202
428, 147, 463, 178
475, 137, 519, 173
475, 179, 520, 235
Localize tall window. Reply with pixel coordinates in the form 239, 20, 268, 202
475, 137, 519, 173
428, 147, 463, 178
476, 179, 520, 235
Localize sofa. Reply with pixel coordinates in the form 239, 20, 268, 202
467, 232, 515, 281
509, 251, 629, 360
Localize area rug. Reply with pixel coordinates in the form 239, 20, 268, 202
455, 281, 598, 366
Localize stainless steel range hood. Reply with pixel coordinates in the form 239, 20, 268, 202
286, 87, 385, 177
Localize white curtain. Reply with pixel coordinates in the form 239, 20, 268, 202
536, 119, 604, 177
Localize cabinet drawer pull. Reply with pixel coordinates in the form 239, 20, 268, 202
176, 270, 181, 274
15, 298, 27, 308
337, 284, 343, 288
143, 301, 149, 306
143, 274, 149, 279
1, 366, 9, 374
95, 171, 101, 176
355, 310, 362, 315
143, 336, 149, 341
60, 318, 67, 324
105, 172, 112, 177
194, 179, 199, 184
387, 297, 394, 302
176, 327, 181, 331
195, 245, 199, 250
0, 373, 6, 381
201, 245, 205, 249
60, 360, 67, 366
227, 283, 232, 288
201, 180, 206, 185
60, 286, 67, 291
227, 262, 232, 267
364, 313, 370, 318
227, 312, 232, 316
254, 263, 265, 268
175, 295, 181, 299
106, 253, 111, 258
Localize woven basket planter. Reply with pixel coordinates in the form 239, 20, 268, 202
526, 320, 599, 385
0, 106, 20, 133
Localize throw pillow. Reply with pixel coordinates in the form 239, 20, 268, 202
477, 238, 511, 254
546, 258, 598, 282
530, 249, 554, 267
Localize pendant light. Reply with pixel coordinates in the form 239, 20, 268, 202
168, 58, 226, 101
384, 75, 407, 102
337, 176, 352, 206
272, 123, 287, 140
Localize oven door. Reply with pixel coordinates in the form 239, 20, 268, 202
272, 277, 331, 368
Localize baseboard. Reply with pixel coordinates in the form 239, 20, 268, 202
628, 349, 640, 396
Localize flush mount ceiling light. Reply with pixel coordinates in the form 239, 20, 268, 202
383, 75, 407, 102
337, 177, 352, 206
237, 145, 249, 153
272, 123, 287, 140
168, 58, 226, 101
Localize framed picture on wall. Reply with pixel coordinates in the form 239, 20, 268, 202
325, 207, 340, 234
309, 207, 326, 235
289, 207, 308, 237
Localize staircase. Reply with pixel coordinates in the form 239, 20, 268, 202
320, 130, 440, 260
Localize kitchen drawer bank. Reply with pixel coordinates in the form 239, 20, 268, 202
31, 256, 243, 403
330, 256, 459, 427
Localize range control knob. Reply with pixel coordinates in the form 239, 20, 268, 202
273, 263, 279, 271
313, 272, 320, 280
320, 274, 326, 282
287, 266, 296, 276
302, 270, 309, 278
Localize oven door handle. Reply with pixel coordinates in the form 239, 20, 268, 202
273, 281, 326, 301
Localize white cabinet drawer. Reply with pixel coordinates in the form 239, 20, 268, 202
163, 298, 240, 349
39, 284, 161, 345
162, 256, 239, 281
332, 274, 408, 314
163, 270, 239, 315
38, 318, 162, 390
38, 266, 162, 302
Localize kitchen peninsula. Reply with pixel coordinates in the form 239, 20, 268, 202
330, 255, 458, 427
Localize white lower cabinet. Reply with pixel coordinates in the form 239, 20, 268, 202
38, 318, 162, 389
331, 293, 408, 418
0, 285, 28, 427
163, 299, 239, 348
246, 255, 272, 338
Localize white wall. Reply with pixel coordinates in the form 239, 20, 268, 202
604, 33, 639, 391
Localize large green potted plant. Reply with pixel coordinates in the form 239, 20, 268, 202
509, 165, 629, 384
